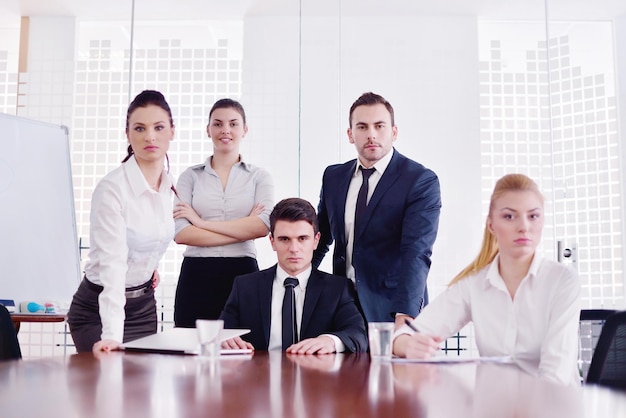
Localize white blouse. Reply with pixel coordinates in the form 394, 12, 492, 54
408, 254, 581, 386
84, 156, 175, 342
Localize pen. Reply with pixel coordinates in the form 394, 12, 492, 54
404, 318, 420, 333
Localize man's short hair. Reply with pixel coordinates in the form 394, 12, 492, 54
269, 198, 319, 235
349, 91, 395, 127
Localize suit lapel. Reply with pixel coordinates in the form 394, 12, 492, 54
334, 161, 357, 244
300, 270, 323, 338
355, 150, 402, 240
258, 266, 277, 348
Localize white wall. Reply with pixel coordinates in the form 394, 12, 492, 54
243, 13, 484, 291
616, 14, 626, 278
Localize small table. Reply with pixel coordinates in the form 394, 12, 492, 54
10, 313, 66, 333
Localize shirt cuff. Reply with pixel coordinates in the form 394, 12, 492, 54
321, 334, 345, 353
392, 324, 415, 342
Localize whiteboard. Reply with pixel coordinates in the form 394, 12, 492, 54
0, 113, 81, 306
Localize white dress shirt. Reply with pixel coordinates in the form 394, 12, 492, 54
84, 156, 175, 342
268, 265, 344, 352
174, 155, 274, 257
401, 254, 581, 386
344, 149, 393, 282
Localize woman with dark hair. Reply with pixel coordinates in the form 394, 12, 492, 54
67, 90, 177, 353
173, 98, 274, 327
394, 174, 581, 386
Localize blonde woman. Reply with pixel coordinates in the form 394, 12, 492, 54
394, 174, 581, 386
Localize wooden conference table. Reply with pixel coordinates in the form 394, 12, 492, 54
1, 351, 625, 418
10, 313, 66, 333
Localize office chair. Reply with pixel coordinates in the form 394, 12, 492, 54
586, 310, 626, 389
578, 309, 618, 380
580, 309, 618, 322
0, 304, 22, 360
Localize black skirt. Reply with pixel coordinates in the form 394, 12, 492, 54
174, 256, 259, 327
67, 278, 156, 353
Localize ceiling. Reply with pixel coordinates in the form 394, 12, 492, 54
1, 0, 625, 26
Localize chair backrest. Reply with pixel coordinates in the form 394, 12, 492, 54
586, 310, 626, 389
578, 309, 618, 380
580, 309, 618, 321
0, 304, 22, 361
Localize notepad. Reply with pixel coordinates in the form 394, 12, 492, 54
121, 327, 251, 355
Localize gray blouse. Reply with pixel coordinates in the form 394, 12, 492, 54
174, 156, 274, 258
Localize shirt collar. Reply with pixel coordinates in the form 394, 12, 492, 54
275, 264, 311, 290
485, 253, 542, 289
205, 155, 250, 173
353, 147, 394, 177
124, 155, 172, 197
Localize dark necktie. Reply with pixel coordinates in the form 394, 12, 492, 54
355, 167, 375, 233
282, 277, 299, 350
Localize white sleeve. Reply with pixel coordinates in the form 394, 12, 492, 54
412, 279, 472, 339
538, 267, 581, 385
90, 179, 128, 342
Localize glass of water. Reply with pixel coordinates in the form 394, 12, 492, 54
368, 322, 394, 360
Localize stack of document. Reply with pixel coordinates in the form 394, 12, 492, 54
121, 327, 252, 355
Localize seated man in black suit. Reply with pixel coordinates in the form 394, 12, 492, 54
220, 198, 368, 354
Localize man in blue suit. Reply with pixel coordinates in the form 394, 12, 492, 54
312, 92, 441, 328
220, 198, 367, 353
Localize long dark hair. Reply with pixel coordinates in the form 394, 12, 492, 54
122, 90, 174, 163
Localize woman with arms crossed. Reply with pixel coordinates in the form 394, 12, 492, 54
394, 173, 581, 385
68, 90, 177, 353
173, 98, 274, 326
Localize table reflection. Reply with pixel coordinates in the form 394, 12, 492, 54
391, 361, 585, 418
283, 352, 369, 418
1, 351, 624, 418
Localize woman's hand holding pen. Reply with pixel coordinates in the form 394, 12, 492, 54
393, 319, 443, 359
401, 333, 443, 359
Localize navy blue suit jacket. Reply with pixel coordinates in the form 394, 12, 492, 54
312, 149, 441, 322
219, 265, 368, 352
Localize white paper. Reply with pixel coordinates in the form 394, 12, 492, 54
390, 355, 513, 364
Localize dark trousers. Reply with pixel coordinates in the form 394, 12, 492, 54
67, 278, 157, 353
174, 256, 259, 327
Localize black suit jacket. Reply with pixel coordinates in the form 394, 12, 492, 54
312, 149, 441, 322
219, 265, 368, 352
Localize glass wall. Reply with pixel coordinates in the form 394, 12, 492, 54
1, 0, 624, 357
546, 7, 625, 309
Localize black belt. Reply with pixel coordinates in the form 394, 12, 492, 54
83, 277, 153, 299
